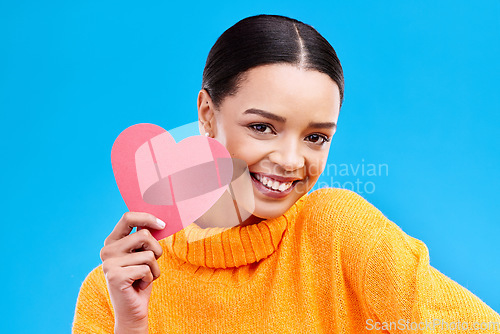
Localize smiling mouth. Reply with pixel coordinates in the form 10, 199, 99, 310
250, 172, 301, 192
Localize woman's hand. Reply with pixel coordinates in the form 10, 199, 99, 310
100, 212, 166, 334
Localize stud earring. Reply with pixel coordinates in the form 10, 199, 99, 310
205, 132, 210, 137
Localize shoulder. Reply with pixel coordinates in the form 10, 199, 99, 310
295, 187, 390, 251
300, 187, 390, 230
77, 264, 110, 301
83, 264, 106, 286
73, 264, 115, 331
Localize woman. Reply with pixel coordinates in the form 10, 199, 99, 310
73, 14, 500, 333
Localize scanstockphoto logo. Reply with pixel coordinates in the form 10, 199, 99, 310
313, 159, 389, 194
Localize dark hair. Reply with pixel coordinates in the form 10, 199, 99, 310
202, 14, 344, 109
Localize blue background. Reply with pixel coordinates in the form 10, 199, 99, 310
1, 0, 498, 332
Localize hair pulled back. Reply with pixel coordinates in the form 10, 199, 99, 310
202, 14, 344, 109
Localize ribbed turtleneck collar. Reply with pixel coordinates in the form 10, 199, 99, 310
161, 195, 307, 269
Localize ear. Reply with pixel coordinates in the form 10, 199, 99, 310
197, 89, 217, 137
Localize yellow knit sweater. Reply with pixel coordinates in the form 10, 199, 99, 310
73, 188, 500, 333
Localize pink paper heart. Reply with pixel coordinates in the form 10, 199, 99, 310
111, 123, 233, 240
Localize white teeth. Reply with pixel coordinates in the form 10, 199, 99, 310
253, 173, 295, 192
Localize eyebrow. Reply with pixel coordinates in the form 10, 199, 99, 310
243, 108, 286, 122
308, 121, 337, 130
243, 108, 337, 129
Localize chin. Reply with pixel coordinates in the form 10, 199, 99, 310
252, 210, 284, 220
251, 198, 295, 220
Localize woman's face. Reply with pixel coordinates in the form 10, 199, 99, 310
198, 64, 341, 220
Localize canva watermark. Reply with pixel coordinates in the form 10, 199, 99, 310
366, 318, 500, 331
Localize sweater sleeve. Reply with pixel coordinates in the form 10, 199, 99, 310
72, 264, 116, 333
363, 218, 500, 333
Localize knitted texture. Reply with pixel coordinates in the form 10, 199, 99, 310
73, 188, 500, 333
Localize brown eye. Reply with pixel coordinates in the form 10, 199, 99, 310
249, 123, 275, 134
306, 133, 330, 145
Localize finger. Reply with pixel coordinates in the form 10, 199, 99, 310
101, 228, 164, 261
137, 279, 152, 290
109, 250, 161, 280
105, 212, 166, 245
136, 267, 155, 290
107, 265, 155, 289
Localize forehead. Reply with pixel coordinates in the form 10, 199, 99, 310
223, 64, 341, 122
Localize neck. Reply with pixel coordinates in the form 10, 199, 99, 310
238, 214, 264, 227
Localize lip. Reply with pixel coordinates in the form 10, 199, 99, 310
250, 172, 300, 199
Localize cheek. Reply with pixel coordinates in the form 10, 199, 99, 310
222, 132, 265, 167
306, 153, 329, 179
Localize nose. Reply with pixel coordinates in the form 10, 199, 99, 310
268, 144, 305, 172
